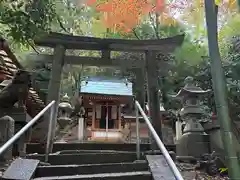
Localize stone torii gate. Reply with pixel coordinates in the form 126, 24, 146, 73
30, 32, 184, 148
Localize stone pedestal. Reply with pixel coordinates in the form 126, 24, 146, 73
58, 117, 72, 129
176, 132, 210, 158
176, 118, 210, 158
0, 116, 14, 163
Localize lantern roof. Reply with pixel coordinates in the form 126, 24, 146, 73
61, 93, 70, 103
58, 102, 73, 111
172, 76, 211, 98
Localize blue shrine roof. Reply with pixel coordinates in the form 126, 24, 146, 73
80, 77, 133, 96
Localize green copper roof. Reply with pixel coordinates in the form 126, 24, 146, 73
80, 77, 133, 96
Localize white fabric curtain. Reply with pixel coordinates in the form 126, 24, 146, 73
96, 105, 101, 119
111, 105, 117, 119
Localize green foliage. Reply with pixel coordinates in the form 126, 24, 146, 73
219, 14, 240, 56
174, 37, 207, 65
219, 167, 228, 173
0, 0, 56, 45
2, 0, 240, 126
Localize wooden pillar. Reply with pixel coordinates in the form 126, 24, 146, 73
46, 45, 66, 148
145, 51, 162, 149
92, 105, 96, 129
118, 105, 121, 130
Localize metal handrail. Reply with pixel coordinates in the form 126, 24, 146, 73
0, 100, 56, 162
135, 101, 184, 180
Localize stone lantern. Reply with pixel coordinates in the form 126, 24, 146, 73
173, 76, 211, 158
58, 93, 73, 128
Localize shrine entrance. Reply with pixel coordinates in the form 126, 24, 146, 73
30, 32, 184, 147
99, 104, 114, 129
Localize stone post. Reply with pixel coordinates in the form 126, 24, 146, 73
78, 117, 84, 141
0, 116, 14, 163
175, 121, 183, 141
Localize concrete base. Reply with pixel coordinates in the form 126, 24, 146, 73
176, 132, 210, 158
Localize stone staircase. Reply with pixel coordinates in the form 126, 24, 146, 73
1, 143, 176, 180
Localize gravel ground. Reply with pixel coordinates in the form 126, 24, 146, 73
178, 162, 229, 180
181, 170, 229, 180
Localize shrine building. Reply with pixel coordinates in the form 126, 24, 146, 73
80, 77, 133, 142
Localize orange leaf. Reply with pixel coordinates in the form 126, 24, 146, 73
86, 0, 97, 6
87, 0, 165, 33
156, 0, 165, 11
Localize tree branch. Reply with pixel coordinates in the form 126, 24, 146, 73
155, 12, 160, 39
149, 12, 160, 39
27, 40, 40, 54
132, 28, 141, 40
57, 16, 70, 33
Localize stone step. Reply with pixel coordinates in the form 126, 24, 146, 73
35, 161, 148, 177
55, 150, 134, 154
33, 171, 152, 180
26, 152, 144, 165
26, 143, 176, 154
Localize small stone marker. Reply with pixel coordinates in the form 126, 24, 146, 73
2, 158, 39, 180
146, 155, 177, 180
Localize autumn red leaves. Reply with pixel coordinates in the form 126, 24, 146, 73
86, 0, 170, 33
85, 0, 238, 33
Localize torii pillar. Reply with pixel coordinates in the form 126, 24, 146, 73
43, 45, 65, 150
133, 67, 146, 108
145, 51, 162, 149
